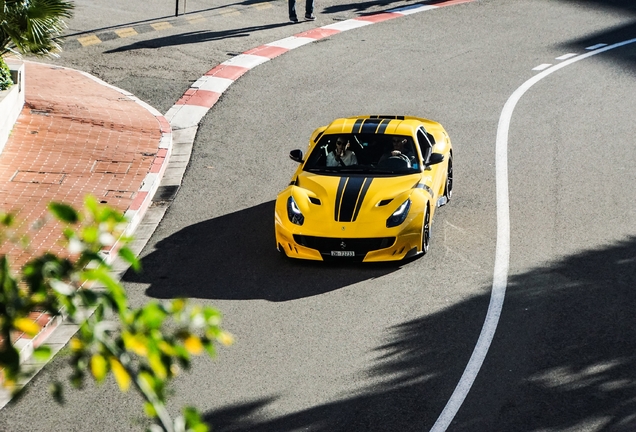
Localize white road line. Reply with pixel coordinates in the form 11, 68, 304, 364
556, 53, 578, 60
430, 37, 636, 432
532, 63, 552, 71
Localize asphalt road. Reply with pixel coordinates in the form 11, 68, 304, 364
1, 0, 636, 431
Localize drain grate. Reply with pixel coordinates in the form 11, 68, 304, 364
11, 171, 65, 184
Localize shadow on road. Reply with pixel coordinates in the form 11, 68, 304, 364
557, 0, 636, 71
123, 201, 404, 302
103, 23, 291, 53
202, 236, 636, 431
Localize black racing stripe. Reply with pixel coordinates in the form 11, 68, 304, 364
361, 119, 382, 134
352, 178, 372, 221
376, 119, 390, 134
339, 177, 365, 222
334, 177, 348, 221
353, 119, 365, 133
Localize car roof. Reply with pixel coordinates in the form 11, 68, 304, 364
322, 115, 430, 136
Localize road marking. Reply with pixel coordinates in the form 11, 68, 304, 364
251, 2, 273, 10
219, 8, 240, 16
430, 37, 636, 432
77, 34, 101, 46
114, 27, 138, 38
186, 14, 206, 24
556, 53, 577, 60
532, 63, 552, 71
151, 22, 173, 31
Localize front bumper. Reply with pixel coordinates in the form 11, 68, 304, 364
275, 221, 422, 262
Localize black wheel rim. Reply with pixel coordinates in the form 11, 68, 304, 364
422, 208, 430, 253
445, 157, 453, 199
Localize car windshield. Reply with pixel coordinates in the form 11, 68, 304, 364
303, 133, 421, 175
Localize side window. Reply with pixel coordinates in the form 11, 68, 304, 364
416, 129, 432, 163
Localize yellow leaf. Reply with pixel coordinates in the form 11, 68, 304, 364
70, 337, 84, 352
14, 318, 41, 337
90, 354, 108, 382
148, 353, 167, 380
109, 358, 131, 392
123, 332, 148, 357
218, 331, 234, 346
184, 335, 203, 355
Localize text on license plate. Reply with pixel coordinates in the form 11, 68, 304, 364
331, 250, 355, 257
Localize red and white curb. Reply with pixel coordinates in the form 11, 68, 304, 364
165, 0, 473, 130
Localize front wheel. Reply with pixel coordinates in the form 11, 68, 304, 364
421, 206, 431, 255
443, 154, 453, 203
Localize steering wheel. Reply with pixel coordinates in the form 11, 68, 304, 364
388, 153, 412, 167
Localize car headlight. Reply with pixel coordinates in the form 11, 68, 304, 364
287, 196, 304, 226
386, 199, 411, 228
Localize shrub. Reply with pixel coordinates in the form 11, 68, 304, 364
0, 58, 12, 91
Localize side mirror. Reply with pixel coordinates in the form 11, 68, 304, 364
427, 153, 444, 166
289, 149, 303, 163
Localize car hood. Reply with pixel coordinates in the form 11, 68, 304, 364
289, 172, 421, 235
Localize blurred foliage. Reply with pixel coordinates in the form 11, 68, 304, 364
0, 196, 232, 432
0, 57, 11, 90
1, 0, 74, 57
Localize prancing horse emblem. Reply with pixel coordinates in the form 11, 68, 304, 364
340, 241, 347, 250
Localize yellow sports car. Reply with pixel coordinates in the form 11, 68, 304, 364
274, 115, 453, 262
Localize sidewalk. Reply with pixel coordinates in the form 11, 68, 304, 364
0, 61, 171, 378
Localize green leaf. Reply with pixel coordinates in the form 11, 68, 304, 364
143, 401, 157, 418
48, 202, 79, 223
117, 247, 140, 272
33, 345, 52, 361
140, 302, 167, 329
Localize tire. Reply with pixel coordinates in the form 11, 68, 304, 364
422, 205, 431, 255
443, 154, 453, 202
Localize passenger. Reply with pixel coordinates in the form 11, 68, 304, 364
327, 137, 358, 167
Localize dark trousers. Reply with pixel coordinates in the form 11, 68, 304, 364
289, 0, 314, 19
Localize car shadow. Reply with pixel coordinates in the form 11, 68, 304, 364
123, 201, 404, 302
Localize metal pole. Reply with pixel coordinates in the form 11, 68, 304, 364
175, 0, 179, 16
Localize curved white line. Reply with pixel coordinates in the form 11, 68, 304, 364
430, 37, 636, 432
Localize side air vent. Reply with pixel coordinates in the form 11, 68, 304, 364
309, 197, 321, 205
377, 199, 393, 207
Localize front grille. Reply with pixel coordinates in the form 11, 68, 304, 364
294, 235, 395, 260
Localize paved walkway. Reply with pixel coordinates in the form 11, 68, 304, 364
0, 61, 171, 379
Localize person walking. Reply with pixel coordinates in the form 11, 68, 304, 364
289, 0, 315, 23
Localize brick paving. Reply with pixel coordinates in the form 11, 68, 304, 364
0, 61, 165, 371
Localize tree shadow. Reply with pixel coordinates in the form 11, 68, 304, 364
202, 236, 636, 431
103, 23, 291, 54
123, 201, 403, 302
556, 0, 636, 71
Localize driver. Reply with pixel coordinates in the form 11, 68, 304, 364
379, 136, 415, 165
327, 137, 358, 167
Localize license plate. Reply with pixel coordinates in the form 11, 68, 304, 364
331, 250, 355, 257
